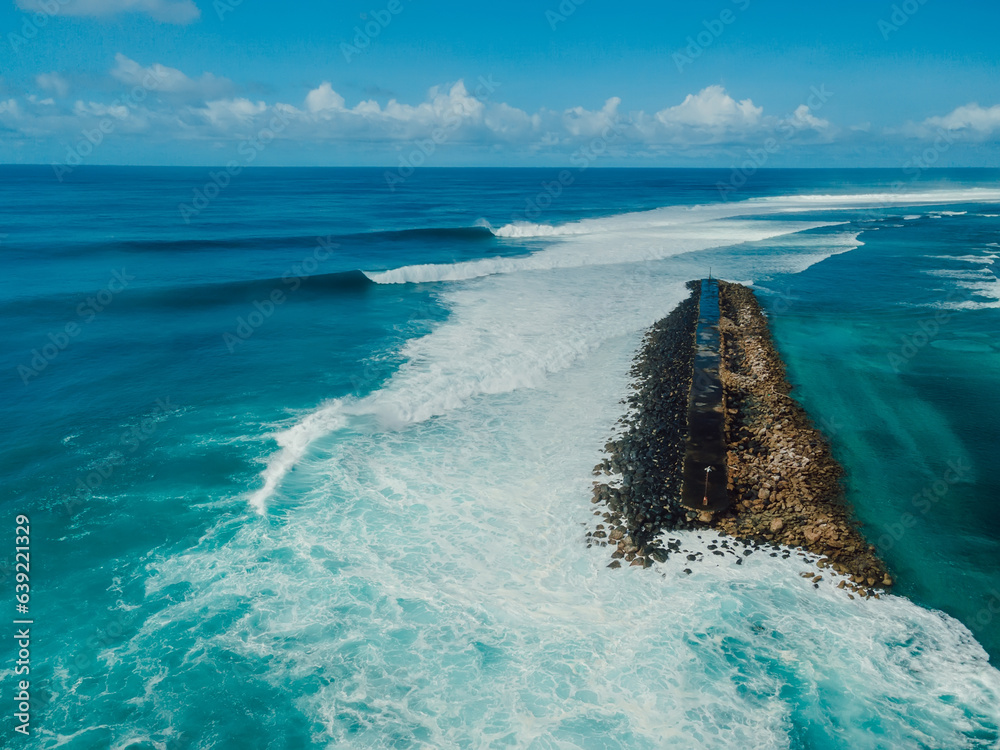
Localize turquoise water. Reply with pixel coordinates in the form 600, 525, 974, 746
2, 167, 1000, 748
760, 209, 1000, 659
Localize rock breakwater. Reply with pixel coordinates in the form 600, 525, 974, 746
589, 281, 701, 556
589, 280, 891, 595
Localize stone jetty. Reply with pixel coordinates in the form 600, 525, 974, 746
680, 279, 730, 514
589, 280, 892, 594
589, 281, 701, 547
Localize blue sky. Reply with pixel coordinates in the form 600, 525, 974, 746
1, 0, 999, 167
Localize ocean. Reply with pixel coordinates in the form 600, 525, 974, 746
2, 166, 999, 749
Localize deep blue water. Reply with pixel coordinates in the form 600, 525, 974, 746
2, 167, 1000, 749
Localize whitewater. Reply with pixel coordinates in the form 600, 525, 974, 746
252, 188, 1000, 516
13, 171, 999, 749
125, 187, 1000, 747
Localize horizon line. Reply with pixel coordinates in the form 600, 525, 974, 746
3, 164, 1000, 171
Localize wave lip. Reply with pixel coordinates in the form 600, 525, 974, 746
366, 188, 1000, 286
365, 219, 842, 285
492, 221, 593, 238
247, 400, 348, 514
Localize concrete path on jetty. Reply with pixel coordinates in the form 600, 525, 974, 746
680, 279, 731, 513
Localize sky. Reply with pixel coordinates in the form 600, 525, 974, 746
1, 0, 999, 168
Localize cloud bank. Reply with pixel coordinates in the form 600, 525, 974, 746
909, 103, 1000, 140
0, 55, 992, 167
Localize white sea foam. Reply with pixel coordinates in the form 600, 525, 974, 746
131, 331, 1000, 749
492, 220, 592, 238
926, 269, 1000, 310
927, 254, 997, 265
365, 218, 838, 284
957, 276, 1000, 308
749, 188, 1000, 206
267, 187, 1000, 517
247, 401, 348, 514
923, 267, 995, 281
366, 188, 1000, 285
253, 226, 867, 516
92, 188, 1000, 746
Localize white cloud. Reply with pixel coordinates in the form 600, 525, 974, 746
787, 104, 830, 131
380, 81, 486, 127
562, 97, 620, 137
73, 100, 129, 119
3, 68, 858, 159
111, 54, 231, 100
296, 81, 491, 141
305, 82, 345, 113
920, 102, 1000, 139
656, 86, 763, 131
36, 73, 70, 98
196, 98, 268, 128
15, 0, 199, 24
484, 102, 535, 139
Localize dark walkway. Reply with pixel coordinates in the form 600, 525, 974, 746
680, 279, 731, 512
